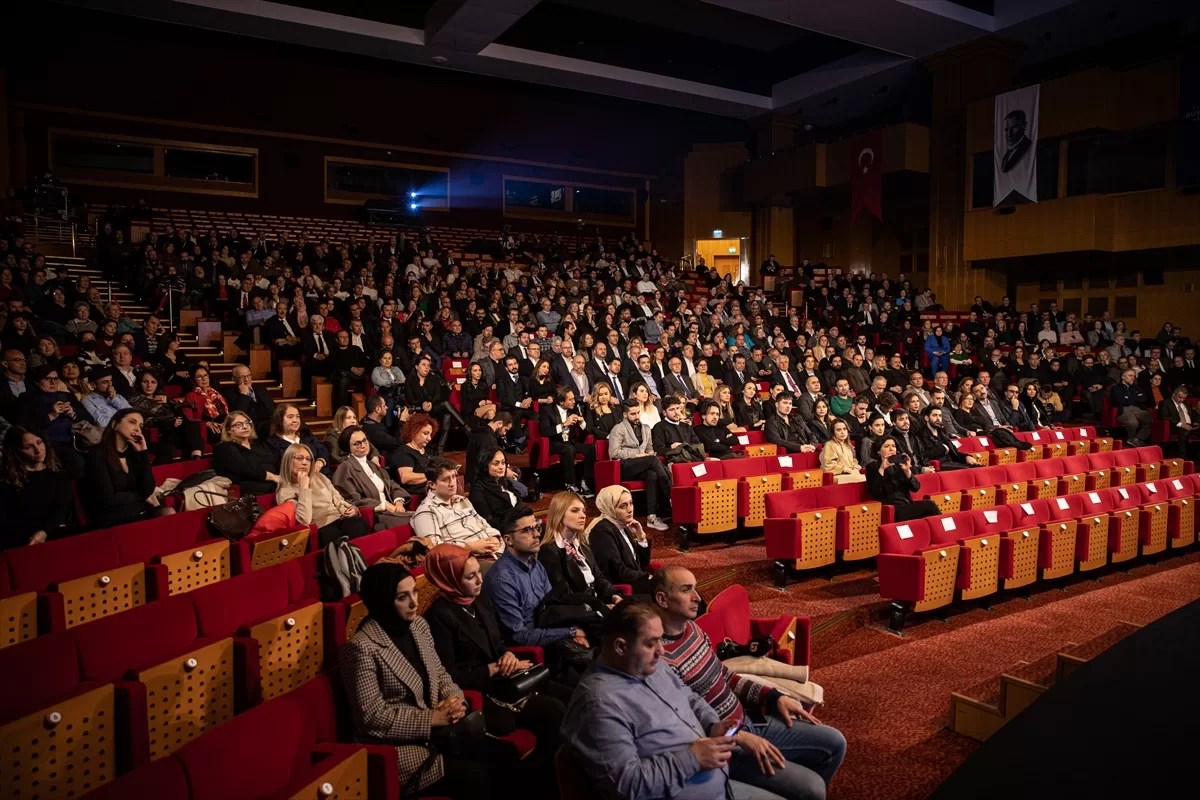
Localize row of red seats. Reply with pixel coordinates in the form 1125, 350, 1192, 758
879, 474, 1198, 632
761, 446, 1190, 585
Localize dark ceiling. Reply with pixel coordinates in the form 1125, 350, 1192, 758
496, 0, 864, 94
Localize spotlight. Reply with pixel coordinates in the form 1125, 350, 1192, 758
409, 202, 418, 210
409, 191, 417, 199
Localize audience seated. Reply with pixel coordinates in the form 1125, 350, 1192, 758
0, 425, 76, 548
410, 456, 503, 559
819, 418, 864, 483
323, 405, 359, 465
82, 407, 175, 526
275, 441, 369, 547
864, 436, 940, 522
696, 400, 744, 459
266, 402, 331, 471
606, 397, 673, 529
130, 369, 203, 461
331, 425, 411, 530
538, 491, 623, 604
223, 364, 275, 438
212, 409, 280, 495
468, 446, 529, 528
341, 562, 495, 798
538, 386, 596, 497
585, 486, 656, 595
655, 566, 846, 800
766, 391, 818, 454
653, 395, 713, 462
585, 381, 620, 438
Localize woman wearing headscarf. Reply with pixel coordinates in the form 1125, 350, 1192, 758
341, 563, 491, 798
467, 447, 522, 529
583, 485, 655, 595
423, 545, 565, 795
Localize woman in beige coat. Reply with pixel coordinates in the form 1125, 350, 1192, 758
276, 442, 370, 547
819, 418, 866, 484
332, 425, 412, 530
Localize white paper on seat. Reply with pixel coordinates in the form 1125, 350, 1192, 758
1088, 492, 1101, 504
1021, 502, 1035, 515
1078, 428, 1089, 437
692, 464, 707, 477
1173, 479, 1184, 491
456, 377, 466, 384
941, 517, 956, 532
778, 456, 794, 468
897, 525, 913, 540
1147, 483, 1157, 493
1032, 432, 1042, 441
952, 440, 962, 449
738, 435, 750, 445
1118, 488, 1129, 499
1056, 497, 1070, 510
978, 437, 990, 447
983, 510, 999, 524
1055, 431, 1065, 440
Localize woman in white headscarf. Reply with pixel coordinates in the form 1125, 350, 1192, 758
582, 485, 655, 595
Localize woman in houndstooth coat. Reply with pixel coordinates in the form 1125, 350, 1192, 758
341, 562, 491, 798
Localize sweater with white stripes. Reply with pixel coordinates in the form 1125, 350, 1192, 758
660, 620, 778, 724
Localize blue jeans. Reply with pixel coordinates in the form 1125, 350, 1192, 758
729, 716, 848, 800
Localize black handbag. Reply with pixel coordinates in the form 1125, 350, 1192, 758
716, 635, 776, 661
206, 494, 263, 541
429, 709, 486, 756
488, 664, 550, 705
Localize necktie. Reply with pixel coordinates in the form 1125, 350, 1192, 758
316, 335, 324, 355
611, 379, 623, 402
679, 374, 692, 398
784, 372, 798, 393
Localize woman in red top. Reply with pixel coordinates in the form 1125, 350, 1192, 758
183, 366, 229, 449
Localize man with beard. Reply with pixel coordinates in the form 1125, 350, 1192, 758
329, 329, 370, 411
889, 410, 934, 474
919, 406, 981, 470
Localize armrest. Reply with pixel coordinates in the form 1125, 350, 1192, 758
266, 747, 363, 800
463, 689, 483, 711
670, 486, 702, 525
323, 601, 348, 661
593, 460, 622, 491
232, 635, 261, 710
763, 517, 805, 560
751, 615, 812, 667
736, 481, 750, 518
113, 680, 150, 772
36, 591, 65, 634
145, 563, 171, 601
359, 507, 375, 530
876, 553, 924, 602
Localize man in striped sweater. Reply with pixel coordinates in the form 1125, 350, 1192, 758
654, 566, 846, 800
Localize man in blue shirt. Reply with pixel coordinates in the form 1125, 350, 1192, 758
483, 504, 599, 649
563, 601, 786, 800
82, 367, 132, 428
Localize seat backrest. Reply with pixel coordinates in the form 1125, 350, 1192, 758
73, 595, 199, 683
822, 482, 873, 508
4, 529, 121, 593
938, 470, 976, 494
929, 511, 974, 544
172, 692, 309, 800
1080, 488, 1112, 516
1010, 498, 1049, 527
879, 519, 931, 555
1003, 462, 1036, 483
190, 564, 294, 638
694, 584, 750, 644
353, 527, 408, 564
1135, 445, 1164, 463
769, 452, 819, 473
278, 670, 347, 745
115, 508, 212, 566
718, 457, 768, 481
953, 437, 985, 454
1061, 455, 1090, 474
970, 504, 1014, 536
1107, 485, 1140, 511
1086, 452, 1115, 471
79, 753, 190, 800
1046, 494, 1080, 521
671, 459, 723, 488
1137, 481, 1167, 504
1165, 475, 1194, 499
912, 471, 941, 499
1112, 449, 1139, 467
973, 465, 1007, 489
0, 632, 83, 722
1033, 458, 1065, 478
152, 458, 215, 485
1071, 425, 1097, 441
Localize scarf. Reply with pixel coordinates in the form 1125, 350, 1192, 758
582, 484, 629, 545
424, 543, 475, 606
359, 562, 415, 646
194, 385, 228, 421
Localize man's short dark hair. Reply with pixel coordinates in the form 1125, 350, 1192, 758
601, 600, 660, 645
776, 391, 795, 404
699, 400, 719, 417
555, 386, 575, 405
498, 504, 535, 535
492, 411, 513, 426
662, 395, 683, 412
366, 393, 388, 413
424, 456, 458, 483
622, 397, 640, 411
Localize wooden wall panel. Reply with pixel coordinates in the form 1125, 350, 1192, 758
683, 143, 753, 257
1015, 268, 1200, 334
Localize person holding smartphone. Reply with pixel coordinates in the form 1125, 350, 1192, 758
865, 436, 941, 522
83, 408, 176, 527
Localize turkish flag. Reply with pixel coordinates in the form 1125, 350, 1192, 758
850, 130, 883, 223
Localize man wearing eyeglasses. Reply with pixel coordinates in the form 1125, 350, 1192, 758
484, 504, 598, 651
223, 364, 276, 438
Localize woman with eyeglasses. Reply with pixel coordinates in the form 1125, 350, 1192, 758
467, 447, 523, 530
182, 366, 228, 448
583, 485, 655, 595
212, 410, 281, 497
276, 443, 369, 548
332, 425, 411, 530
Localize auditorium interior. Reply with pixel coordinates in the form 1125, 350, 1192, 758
2, 1, 1200, 798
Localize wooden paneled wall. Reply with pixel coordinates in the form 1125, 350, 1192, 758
1015, 268, 1200, 335
683, 142, 753, 259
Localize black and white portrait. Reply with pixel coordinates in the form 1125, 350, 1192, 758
994, 84, 1040, 205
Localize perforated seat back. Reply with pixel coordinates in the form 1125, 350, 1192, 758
250, 528, 311, 571
0, 593, 36, 649
52, 562, 147, 630
0, 684, 116, 798
246, 602, 324, 702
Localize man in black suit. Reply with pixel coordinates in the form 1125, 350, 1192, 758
600, 355, 630, 404
224, 365, 276, 439
265, 301, 302, 365
662, 356, 697, 409
1159, 384, 1198, 458
770, 354, 804, 396
795, 375, 826, 424
585, 342, 611, 387
496, 356, 535, 433
328, 330, 370, 411
651, 395, 706, 459
1112, 369, 1153, 446
300, 315, 334, 393
361, 393, 403, 468
550, 339, 576, 386
723, 353, 751, 392
537, 386, 595, 496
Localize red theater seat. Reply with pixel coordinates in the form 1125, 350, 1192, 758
1164, 475, 1197, 548
694, 584, 810, 667
1105, 485, 1142, 562
878, 519, 960, 632
926, 510, 999, 601
670, 461, 737, 549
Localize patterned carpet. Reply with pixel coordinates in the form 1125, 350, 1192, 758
450, 459, 1200, 799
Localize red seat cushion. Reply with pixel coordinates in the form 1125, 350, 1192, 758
0, 633, 85, 722
245, 501, 298, 543
74, 595, 200, 681
190, 565, 293, 638
695, 584, 751, 644
4, 529, 120, 592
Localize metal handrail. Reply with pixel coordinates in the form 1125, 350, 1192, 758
23, 214, 86, 257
